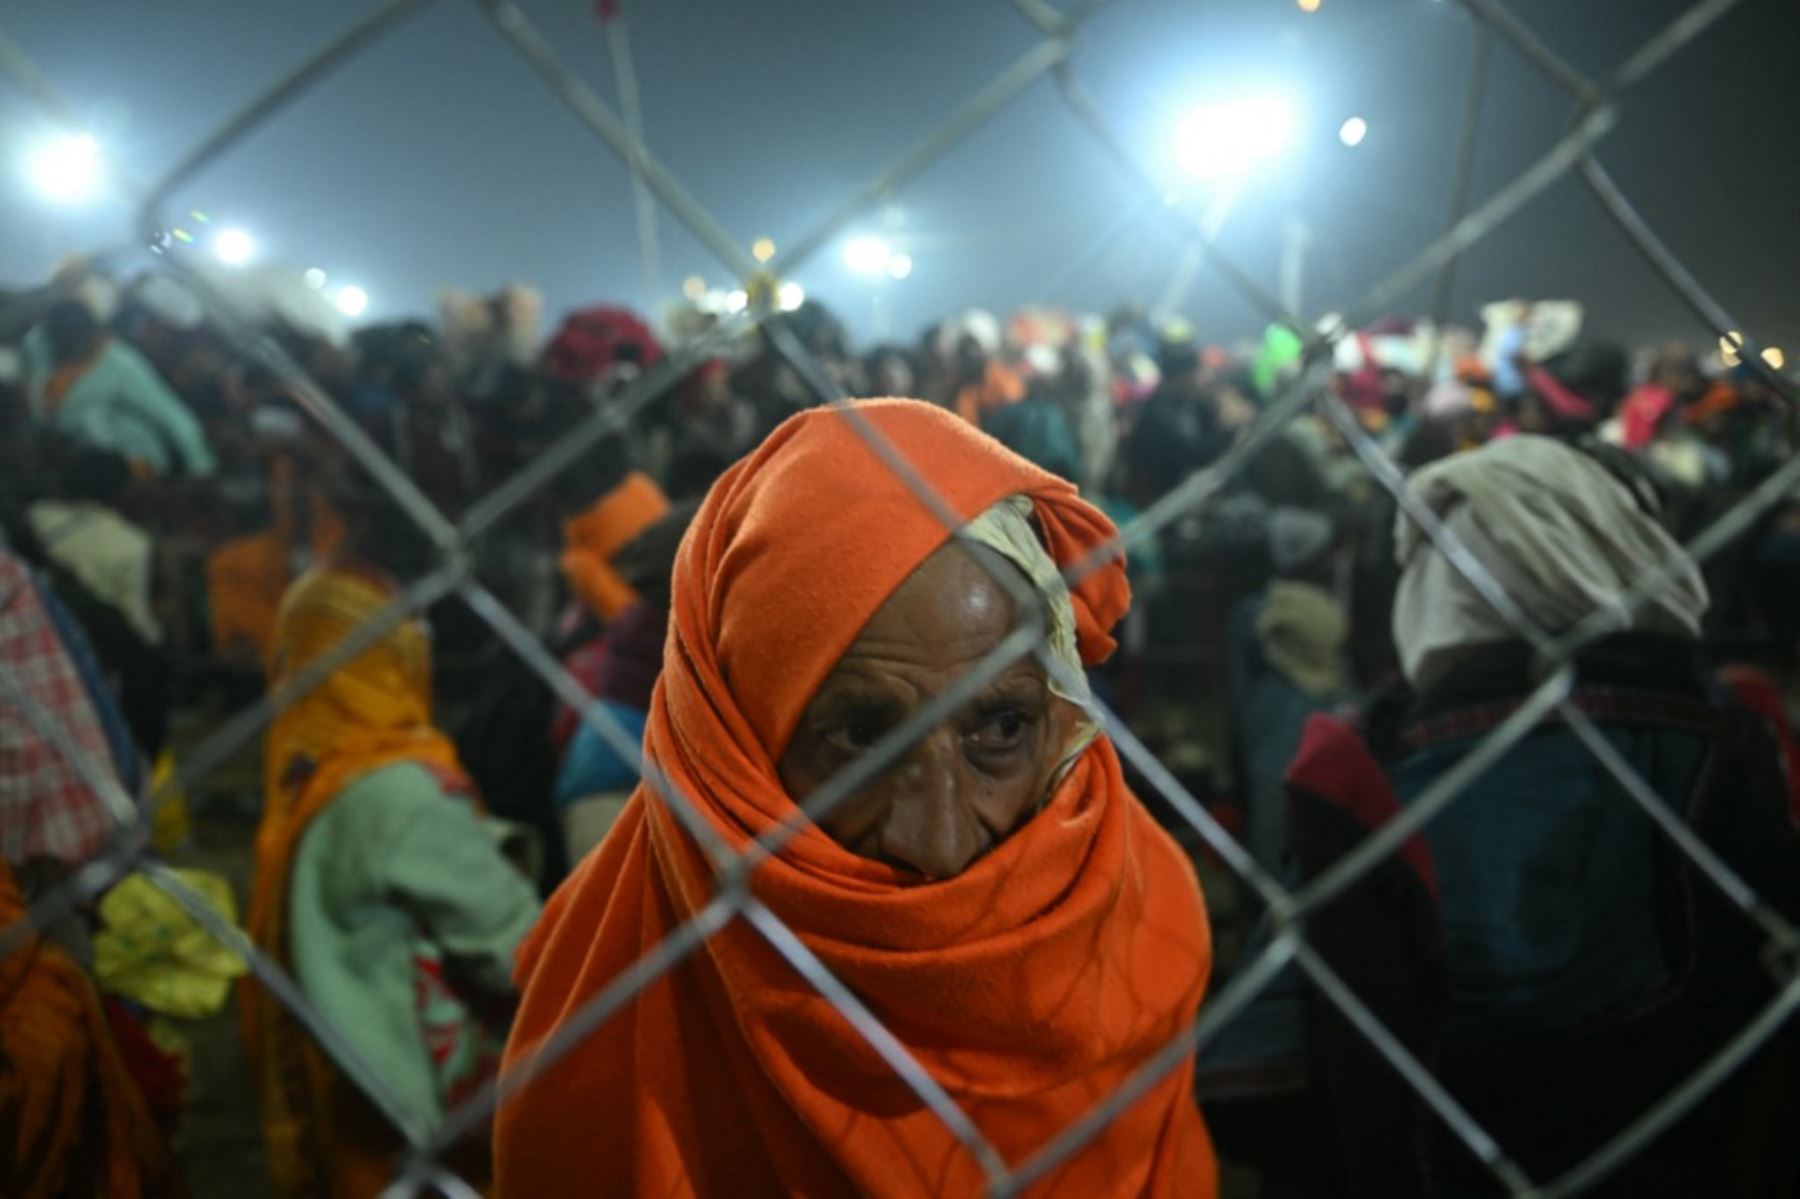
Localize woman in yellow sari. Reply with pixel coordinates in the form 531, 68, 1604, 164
242, 524, 540, 1197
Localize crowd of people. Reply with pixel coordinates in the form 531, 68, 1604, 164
1, 255, 1798, 1197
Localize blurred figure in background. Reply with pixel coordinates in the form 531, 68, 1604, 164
0, 857, 178, 1199
243, 486, 540, 1198
24, 298, 216, 479
932, 308, 1025, 426
1225, 504, 1352, 873
1278, 436, 1800, 1195
553, 498, 695, 863
0, 542, 136, 868
28, 447, 160, 647
0, 537, 180, 1197
559, 470, 668, 631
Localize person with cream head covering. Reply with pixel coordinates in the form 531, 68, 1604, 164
1263, 435, 1798, 1194
1391, 435, 1706, 690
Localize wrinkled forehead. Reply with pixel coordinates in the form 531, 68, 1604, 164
827, 542, 1026, 675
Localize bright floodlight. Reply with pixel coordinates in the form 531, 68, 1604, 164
214, 227, 256, 267
1339, 116, 1368, 147
302, 267, 328, 290
335, 285, 369, 318
887, 253, 914, 280
725, 289, 749, 314
26, 133, 103, 204
843, 235, 892, 276
777, 281, 806, 312
1173, 95, 1295, 181
1763, 347, 1786, 371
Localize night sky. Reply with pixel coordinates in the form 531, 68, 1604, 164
4, 0, 1797, 350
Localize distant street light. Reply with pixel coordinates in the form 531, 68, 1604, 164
1763, 346, 1786, 371
1339, 116, 1368, 147
334, 285, 369, 318
214, 227, 256, 267
302, 268, 328, 290
843, 235, 893, 276
752, 237, 777, 264
887, 253, 915, 280
778, 281, 806, 312
1173, 96, 1295, 182
25, 133, 103, 204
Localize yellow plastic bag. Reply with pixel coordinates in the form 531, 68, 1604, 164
93, 868, 247, 1019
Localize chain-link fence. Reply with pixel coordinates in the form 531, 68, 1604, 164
3, 0, 1798, 1194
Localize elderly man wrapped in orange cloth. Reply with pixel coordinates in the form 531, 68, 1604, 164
497, 399, 1216, 1196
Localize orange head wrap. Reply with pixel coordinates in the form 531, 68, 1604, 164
561, 471, 670, 621
499, 399, 1215, 1196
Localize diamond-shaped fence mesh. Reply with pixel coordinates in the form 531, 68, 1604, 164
2, 0, 1798, 1195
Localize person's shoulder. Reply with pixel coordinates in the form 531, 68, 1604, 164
312, 760, 470, 853
24, 499, 67, 531
103, 339, 176, 390
341, 759, 451, 802
1284, 713, 1373, 795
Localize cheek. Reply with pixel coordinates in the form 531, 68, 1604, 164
963, 729, 1062, 834
963, 769, 1046, 837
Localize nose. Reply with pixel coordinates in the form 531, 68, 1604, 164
876, 729, 985, 879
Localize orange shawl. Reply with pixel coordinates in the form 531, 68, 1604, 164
242, 565, 465, 1197
561, 471, 669, 621
497, 399, 1215, 1196
0, 860, 173, 1198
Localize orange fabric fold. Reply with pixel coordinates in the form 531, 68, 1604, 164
561, 471, 670, 621
497, 399, 1215, 1197
242, 565, 466, 1197
0, 860, 173, 1198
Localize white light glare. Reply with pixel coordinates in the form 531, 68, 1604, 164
1763, 346, 1785, 371
335, 285, 369, 318
1339, 116, 1368, 147
1173, 95, 1295, 181
842, 235, 892, 276
777, 281, 806, 312
26, 133, 103, 204
725, 289, 749, 314
214, 227, 256, 267
302, 268, 328, 290
887, 253, 914, 280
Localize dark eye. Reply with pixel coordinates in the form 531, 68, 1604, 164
966, 708, 1033, 755
826, 720, 884, 754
